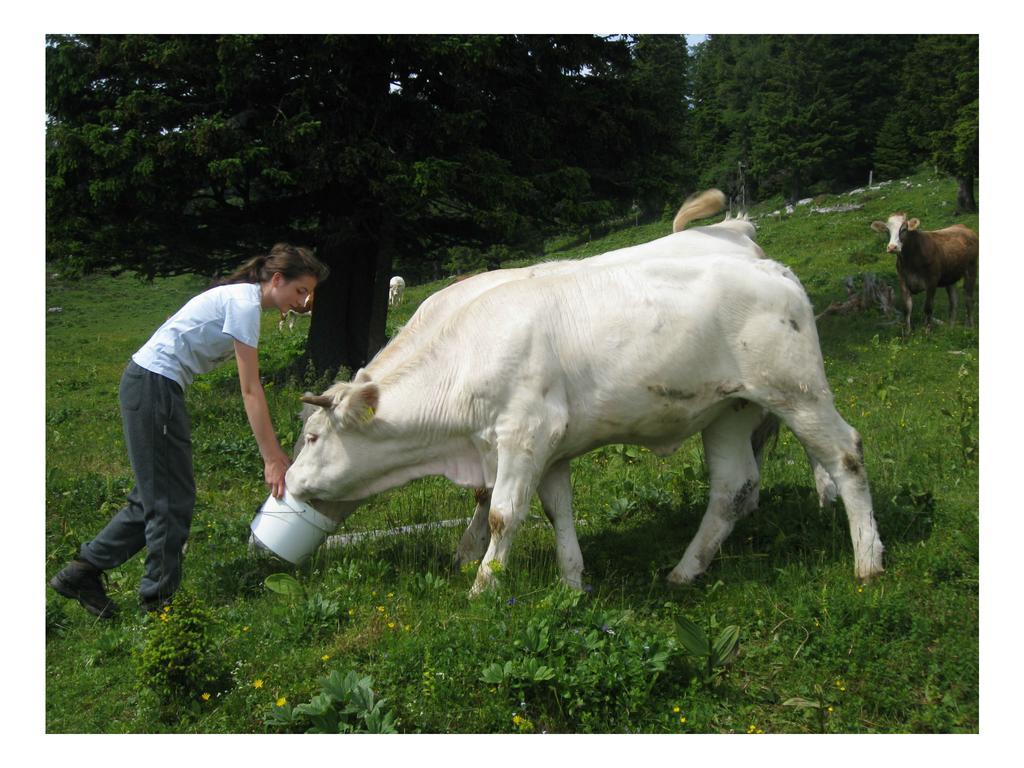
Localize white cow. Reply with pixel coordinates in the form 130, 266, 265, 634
388, 276, 406, 307
287, 207, 883, 596
301, 189, 754, 535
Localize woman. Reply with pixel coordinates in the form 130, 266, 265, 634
49, 243, 329, 618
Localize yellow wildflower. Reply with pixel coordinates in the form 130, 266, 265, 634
388, 621, 396, 630
673, 706, 680, 713
377, 605, 386, 613
679, 717, 687, 725
321, 654, 330, 661
201, 693, 211, 702
253, 679, 264, 689
276, 697, 287, 707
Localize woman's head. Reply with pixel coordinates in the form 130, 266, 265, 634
220, 244, 329, 313
221, 243, 330, 286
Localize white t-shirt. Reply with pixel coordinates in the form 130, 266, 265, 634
132, 283, 262, 388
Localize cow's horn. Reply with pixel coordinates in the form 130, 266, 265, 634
300, 394, 335, 409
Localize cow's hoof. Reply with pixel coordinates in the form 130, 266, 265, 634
469, 569, 497, 598
666, 566, 701, 587
855, 563, 885, 583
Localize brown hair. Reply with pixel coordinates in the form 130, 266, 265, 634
219, 243, 330, 286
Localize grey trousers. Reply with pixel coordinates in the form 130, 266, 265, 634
79, 361, 195, 604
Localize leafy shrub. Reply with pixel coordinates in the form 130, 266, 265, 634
265, 670, 398, 733
264, 572, 348, 637
478, 587, 673, 731
135, 590, 229, 703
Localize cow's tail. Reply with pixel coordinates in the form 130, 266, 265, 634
672, 188, 727, 233
751, 412, 781, 471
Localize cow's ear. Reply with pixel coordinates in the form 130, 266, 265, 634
870, 221, 887, 233
907, 218, 920, 230
340, 381, 380, 428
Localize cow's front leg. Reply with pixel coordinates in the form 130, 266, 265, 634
899, 279, 914, 335
537, 459, 584, 590
471, 449, 542, 597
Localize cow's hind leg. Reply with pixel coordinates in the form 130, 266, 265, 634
537, 459, 584, 590
778, 399, 884, 581
964, 268, 977, 328
454, 488, 492, 568
668, 403, 764, 585
946, 284, 958, 325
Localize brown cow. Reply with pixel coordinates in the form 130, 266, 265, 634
870, 213, 978, 333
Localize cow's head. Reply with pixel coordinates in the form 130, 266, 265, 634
285, 369, 380, 508
871, 213, 920, 254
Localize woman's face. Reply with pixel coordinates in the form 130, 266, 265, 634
269, 273, 317, 313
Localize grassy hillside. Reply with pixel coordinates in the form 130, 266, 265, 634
45, 170, 978, 733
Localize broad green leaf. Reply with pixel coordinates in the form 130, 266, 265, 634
294, 692, 333, 718
264, 572, 304, 597
674, 616, 710, 657
480, 662, 509, 684
782, 697, 822, 709
532, 665, 556, 682
711, 624, 740, 665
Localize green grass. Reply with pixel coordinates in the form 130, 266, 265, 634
45, 170, 978, 733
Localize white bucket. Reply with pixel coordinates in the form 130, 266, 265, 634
250, 491, 338, 564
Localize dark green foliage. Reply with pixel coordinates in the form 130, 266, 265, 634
476, 587, 674, 732
687, 34, 975, 204
46, 34, 693, 375
46, 34, 978, 377
135, 590, 230, 704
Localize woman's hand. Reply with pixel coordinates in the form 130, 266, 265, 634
264, 450, 291, 499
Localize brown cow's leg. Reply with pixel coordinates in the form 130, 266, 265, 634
964, 268, 977, 328
947, 285, 958, 325
899, 279, 913, 335
922, 286, 937, 332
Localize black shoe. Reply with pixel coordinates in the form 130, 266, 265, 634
49, 559, 118, 619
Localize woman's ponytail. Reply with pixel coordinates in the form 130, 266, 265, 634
218, 245, 328, 286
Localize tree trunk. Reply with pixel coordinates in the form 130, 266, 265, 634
306, 218, 392, 381
956, 175, 978, 213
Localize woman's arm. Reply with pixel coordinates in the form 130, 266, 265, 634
234, 339, 291, 498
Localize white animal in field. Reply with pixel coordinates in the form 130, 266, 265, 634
388, 276, 406, 307
286, 192, 883, 596
278, 289, 314, 331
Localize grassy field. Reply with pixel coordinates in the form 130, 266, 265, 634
44, 170, 979, 734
